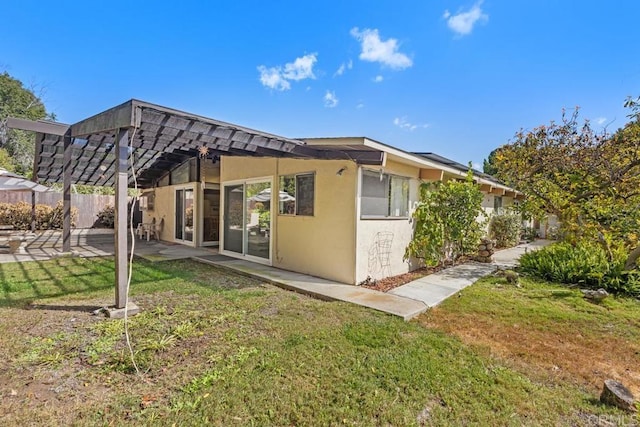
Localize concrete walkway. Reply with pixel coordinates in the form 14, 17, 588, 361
195, 241, 550, 320
389, 240, 551, 308
193, 255, 428, 321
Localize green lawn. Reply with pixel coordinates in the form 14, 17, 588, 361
0, 257, 637, 426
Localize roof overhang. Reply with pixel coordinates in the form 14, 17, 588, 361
304, 137, 520, 195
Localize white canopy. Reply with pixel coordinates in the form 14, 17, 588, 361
0, 168, 52, 192
249, 188, 295, 202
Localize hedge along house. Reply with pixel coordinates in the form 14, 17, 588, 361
7, 99, 521, 309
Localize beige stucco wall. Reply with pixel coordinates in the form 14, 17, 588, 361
201, 160, 221, 183
141, 182, 199, 245
220, 156, 357, 284
355, 159, 421, 284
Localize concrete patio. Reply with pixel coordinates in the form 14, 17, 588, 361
0, 229, 215, 264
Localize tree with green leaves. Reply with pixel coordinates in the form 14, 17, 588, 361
405, 170, 485, 266
493, 99, 640, 270
482, 149, 498, 175
0, 71, 55, 176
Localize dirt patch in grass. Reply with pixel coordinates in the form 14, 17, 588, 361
359, 266, 442, 291
361, 258, 472, 292
421, 277, 640, 398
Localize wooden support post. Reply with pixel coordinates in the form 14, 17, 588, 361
62, 131, 72, 252
114, 128, 129, 309
32, 133, 43, 233
31, 191, 36, 232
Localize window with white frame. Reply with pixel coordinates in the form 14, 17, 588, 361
361, 170, 409, 218
279, 173, 315, 216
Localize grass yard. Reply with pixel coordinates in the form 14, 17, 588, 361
0, 257, 638, 426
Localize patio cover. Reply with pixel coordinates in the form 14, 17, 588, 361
8, 99, 383, 189
6, 99, 384, 311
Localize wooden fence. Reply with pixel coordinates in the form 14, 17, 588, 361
0, 192, 116, 228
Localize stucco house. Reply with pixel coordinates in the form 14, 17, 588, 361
140, 136, 520, 285
9, 99, 521, 294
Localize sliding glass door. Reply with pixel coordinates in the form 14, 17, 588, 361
222, 179, 271, 262
175, 188, 194, 243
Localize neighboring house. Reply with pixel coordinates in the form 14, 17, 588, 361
141, 136, 520, 285
533, 214, 560, 239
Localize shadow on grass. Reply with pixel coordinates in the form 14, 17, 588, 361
0, 256, 264, 311
0, 256, 174, 310
26, 303, 104, 313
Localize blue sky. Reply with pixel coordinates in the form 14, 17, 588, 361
2, 0, 639, 168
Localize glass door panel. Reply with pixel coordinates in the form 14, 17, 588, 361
203, 188, 220, 244
175, 188, 194, 242
224, 184, 244, 254
246, 182, 271, 259
175, 189, 184, 240
184, 189, 194, 242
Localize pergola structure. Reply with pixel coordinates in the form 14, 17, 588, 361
7, 99, 384, 311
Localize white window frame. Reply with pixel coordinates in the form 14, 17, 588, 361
360, 169, 410, 219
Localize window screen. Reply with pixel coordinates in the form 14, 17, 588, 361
361, 170, 409, 218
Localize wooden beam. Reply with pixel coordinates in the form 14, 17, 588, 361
490, 187, 506, 196
6, 117, 70, 136
515, 193, 526, 201
420, 168, 444, 181
505, 190, 517, 198
480, 183, 493, 192
62, 131, 72, 252
114, 128, 129, 309
71, 100, 133, 137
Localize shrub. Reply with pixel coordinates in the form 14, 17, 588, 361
519, 241, 640, 296
0, 201, 77, 230
405, 170, 485, 266
489, 212, 521, 248
96, 205, 115, 228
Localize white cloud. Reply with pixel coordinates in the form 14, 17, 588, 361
356, 102, 365, 109
350, 27, 413, 70
334, 59, 353, 77
373, 75, 384, 83
283, 54, 317, 80
258, 53, 318, 91
324, 91, 339, 108
443, 1, 488, 37
257, 65, 291, 91
595, 117, 607, 125
393, 117, 429, 131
